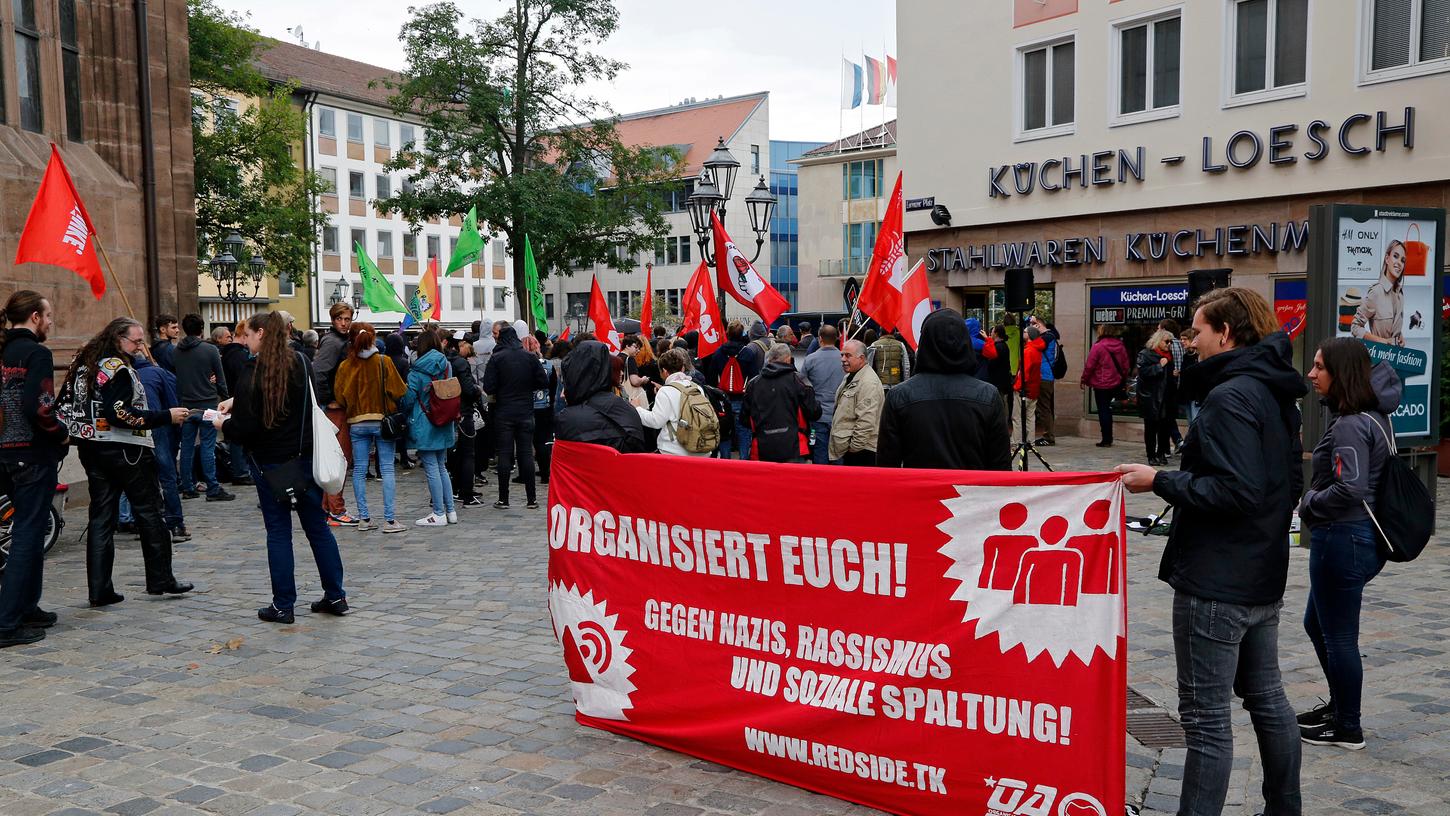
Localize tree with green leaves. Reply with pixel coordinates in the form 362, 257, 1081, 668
189, 0, 327, 285
377, 0, 680, 329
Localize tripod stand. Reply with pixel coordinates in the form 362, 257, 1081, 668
1010, 312, 1052, 472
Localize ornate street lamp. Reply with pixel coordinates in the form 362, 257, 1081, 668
207, 229, 266, 325
329, 279, 349, 307
685, 137, 776, 319
570, 302, 587, 334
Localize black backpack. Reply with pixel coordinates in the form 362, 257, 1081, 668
1050, 341, 1068, 379
700, 382, 735, 442
1362, 417, 1433, 563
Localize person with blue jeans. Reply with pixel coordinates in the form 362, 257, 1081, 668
333, 322, 408, 534
119, 354, 188, 540
173, 314, 234, 502
703, 320, 766, 459
800, 325, 845, 464
1297, 339, 1399, 750
216, 311, 347, 624
1119, 288, 1304, 816
481, 326, 548, 509
402, 330, 458, 524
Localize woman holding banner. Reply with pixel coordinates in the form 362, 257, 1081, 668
1350, 239, 1406, 346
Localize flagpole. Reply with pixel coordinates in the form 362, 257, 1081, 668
92, 234, 140, 320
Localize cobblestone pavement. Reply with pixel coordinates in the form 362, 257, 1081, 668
1, 437, 1447, 816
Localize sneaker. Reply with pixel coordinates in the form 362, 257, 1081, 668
493, 501, 510, 510
181, 490, 200, 500
21, 608, 58, 628
329, 513, 360, 527
474, 475, 489, 486
1297, 699, 1335, 728
415, 513, 447, 527
1300, 721, 1365, 750
206, 490, 236, 502
462, 496, 485, 507
0, 627, 45, 648
446, 511, 459, 524
258, 605, 295, 624
381, 520, 406, 534
171, 525, 192, 543
356, 519, 377, 532
231, 476, 255, 487
310, 597, 350, 616
1095, 441, 1113, 448
526, 501, 539, 510
1033, 437, 1054, 447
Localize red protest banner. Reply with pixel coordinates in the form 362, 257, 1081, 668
547, 441, 1127, 816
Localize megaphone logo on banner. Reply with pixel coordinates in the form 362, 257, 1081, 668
549, 582, 637, 720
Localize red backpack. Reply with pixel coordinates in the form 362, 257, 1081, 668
719, 354, 747, 396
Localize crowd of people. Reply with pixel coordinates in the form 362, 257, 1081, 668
0, 285, 1410, 813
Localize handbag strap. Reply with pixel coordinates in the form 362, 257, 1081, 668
376, 354, 389, 412
296, 352, 315, 452
1360, 412, 1399, 555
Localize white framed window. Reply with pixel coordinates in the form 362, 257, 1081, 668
473, 286, 485, 310
317, 166, 337, 193
350, 229, 367, 256
1016, 34, 1076, 141
1224, 0, 1308, 107
376, 175, 391, 200
346, 112, 363, 142
322, 225, 339, 254
377, 232, 393, 259
493, 288, 508, 310
1361, 0, 1450, 84
450, 286, 464, 311
1112, 8, 1182, 126
278, 278, 295, 297
400, 124, 416, 149
374, 117, 391, 147
348, 171, 364, 199
318, 108, 335, 138
403, 233, 417, 259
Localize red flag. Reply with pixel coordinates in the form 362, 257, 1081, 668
15, 144, 105, 299
855, 172, 905, 331
588, 275, 620, 351
558, 326, 571, 342
712, 212, 790, 325
641, 264, 653, 334
897, 259, 931, 351
681, 260, 723, 358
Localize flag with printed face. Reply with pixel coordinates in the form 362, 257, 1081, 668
855, 171, 906, 331
445, 206, 483, 276
711, 212, 791, 325
15, 144, 105, 299
589, 275, 621, 352
681, 261, 723, 358
898, 259, 931, 351
357, 242, 407, 314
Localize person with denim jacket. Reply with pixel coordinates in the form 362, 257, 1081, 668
1296, 338, 1399, 751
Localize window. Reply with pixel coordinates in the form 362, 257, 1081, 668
658, 236, 692, 265
842, 160, 885, 200
450, 286, 464, 310
842, 221, 880, 275
405, 284, 418, 306
346, 112, 363, 142
493, 241, 507, 265
348, 171, 364, 198
751, 144, 761, 175
322, 226, 339, 254
427, 235, 441, 260
318, 107, 336, 137
318, 167, 337, 193
374, 118, 390, 147
449, 236, 459, 261
376, 175, 391, 199
278, 277, 295, 297
377, 232, 393, 258
664, 178, 696, 213
1115, 13, 1181, 121
14, 0, 43, 133
472, 286, 486, 310
399, 124, 416, 148
656, 288, 682, 314
403, 233, 417, 259
351, 229, 367, 256
61, 0, 82, 141
1230, 0, 1308, 102
1018, 37, 1075, 137
1366, 0, 1450, 80
493, 288, 508, 310
545, 293, 555, 320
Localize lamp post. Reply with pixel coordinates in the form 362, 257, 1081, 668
329, 280, 365, 315
685, 137, 776, 320
570, 302, 587, 334
206, 230, 267, 325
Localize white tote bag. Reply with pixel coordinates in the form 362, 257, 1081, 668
303, 361, 347, 494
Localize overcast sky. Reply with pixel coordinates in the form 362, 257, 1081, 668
216, 0, 897, 142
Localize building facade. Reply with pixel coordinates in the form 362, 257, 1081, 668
551, 93, 771, 333
792, 123, 897, 314
899, 0, 1450, 439
255, 41, 516, 331
1, 0, 196, 354
768, 139, 827, 310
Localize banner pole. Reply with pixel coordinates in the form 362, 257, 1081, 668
92, 233, 140, 320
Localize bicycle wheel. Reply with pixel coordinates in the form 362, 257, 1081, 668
0, 497, 12, 573
43, 505, 61, 555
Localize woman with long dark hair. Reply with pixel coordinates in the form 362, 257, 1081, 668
333, 323, 407, 534
61, 317, 192, 607
214, 312, 347, 624
1296, 337, 1400, 750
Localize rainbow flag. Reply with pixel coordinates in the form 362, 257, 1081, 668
402, 256, 442, 328
865, 55, 889, 105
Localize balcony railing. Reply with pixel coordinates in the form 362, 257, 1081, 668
817, 258, 869, 278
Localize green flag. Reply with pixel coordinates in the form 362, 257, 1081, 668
355, 242, 407, 313
445, 205, 483, 276
524, 235, 548, 332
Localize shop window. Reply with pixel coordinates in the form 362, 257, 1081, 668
14, 0, 43, 133
1088, 283, 1190, 419
318, 107, 336, 138
1115, 12, 1181, 122
1228, 0, 1308, 104
61, 0, 82, 141
1364, 0, 1450, 82
1018, 36, 1074, 138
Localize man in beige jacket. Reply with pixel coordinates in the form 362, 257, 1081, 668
830, 339, 885, 466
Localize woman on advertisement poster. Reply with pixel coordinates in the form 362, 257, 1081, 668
1350, 240, 1406, 346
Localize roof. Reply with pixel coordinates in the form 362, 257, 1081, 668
610, 92, 769, 177
801, 120, 897, 159
254, 39, 400, 109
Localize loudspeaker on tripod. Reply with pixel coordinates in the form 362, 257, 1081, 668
1188, 268, 1231, 305
1004, 267, 1034, 312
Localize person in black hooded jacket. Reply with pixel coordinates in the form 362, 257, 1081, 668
877, 309, 1011, 470
483, 326, 549, 508
741, 343, 820, 463
555, 341, 646, 453
1117, 287, 1304, 816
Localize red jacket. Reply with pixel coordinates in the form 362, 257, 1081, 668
1014, 337, 1046, 400
1081, 337, 1131, 390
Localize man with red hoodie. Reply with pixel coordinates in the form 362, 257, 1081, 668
1010, 326, 1046, 448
